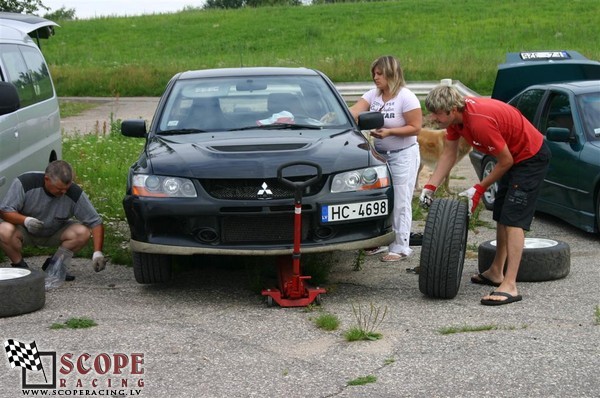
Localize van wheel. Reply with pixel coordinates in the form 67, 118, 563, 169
478, 238, 570, 282
419, 198, 469, 299
0, 268, 45, 318
132, 252, 172, 284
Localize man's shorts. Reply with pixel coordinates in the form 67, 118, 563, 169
18, 221, 78, 247
493, 142, 551, 230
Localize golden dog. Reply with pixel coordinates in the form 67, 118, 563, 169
416, 128, 472, 193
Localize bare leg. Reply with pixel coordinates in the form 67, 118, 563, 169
59, 224, 91, 253
474, 223, 506, 284
481, 224, 524, 302
0, 222, 24, 263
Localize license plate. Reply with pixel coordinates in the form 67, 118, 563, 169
321, 200, 388, 223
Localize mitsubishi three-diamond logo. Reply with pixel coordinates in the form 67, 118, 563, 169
257, 182, 273, 199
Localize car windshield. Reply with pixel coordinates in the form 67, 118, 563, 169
577, 92, 600, 141
157, 75, 351, 133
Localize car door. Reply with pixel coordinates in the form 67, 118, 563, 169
537, 90, 587, 216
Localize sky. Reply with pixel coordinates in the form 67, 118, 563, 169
42, 0, 205, 19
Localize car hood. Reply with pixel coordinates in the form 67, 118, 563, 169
143, 129, 373, 178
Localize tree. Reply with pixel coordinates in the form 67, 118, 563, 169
0, 0, 48, 14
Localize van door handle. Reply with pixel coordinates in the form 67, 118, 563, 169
0, 176, 6, 187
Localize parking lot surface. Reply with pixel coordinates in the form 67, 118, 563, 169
1, 98, 599, 397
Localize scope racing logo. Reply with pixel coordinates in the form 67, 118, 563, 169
4, 339, 145, 396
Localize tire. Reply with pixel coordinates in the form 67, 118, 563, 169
478, 238, 570, 282
132, 252, 172, 284
419, 198, 469, 299
481, 157, 497, 210
0, 268, 45, 317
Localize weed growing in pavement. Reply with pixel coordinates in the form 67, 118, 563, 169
344, 302, 387, 341
353, 249, 365, 271
58, 100, 98, 118
594, 305, 600, 325
314, 313, 340, 331
51, 317, 97, 330
437, 323, 528, 335
347, 375, 377, 386
438, 324, 498, 335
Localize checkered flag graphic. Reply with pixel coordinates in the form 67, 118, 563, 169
4, 339, 43, 372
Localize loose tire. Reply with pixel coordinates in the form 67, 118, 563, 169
419, 198, 469, 299
478, 238, 570, 282
0, 268, 45, 317
132, 252, 172, 284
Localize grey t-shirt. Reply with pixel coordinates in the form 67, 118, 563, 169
0, 172, 102, 237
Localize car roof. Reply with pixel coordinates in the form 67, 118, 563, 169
519, 80, 600, 95
492, 50, 600, 102
177, 67, 320, 80
0, 12, 58, 39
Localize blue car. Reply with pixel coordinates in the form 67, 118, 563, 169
469, 51, 600, 233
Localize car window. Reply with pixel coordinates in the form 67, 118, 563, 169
577, 93, 600, 141
509, 88, 544, 125
158, 75, 350, 132
541, 92, 573, 135
0, 43, 53, 107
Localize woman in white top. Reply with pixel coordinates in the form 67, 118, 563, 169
350, 55, 422, 261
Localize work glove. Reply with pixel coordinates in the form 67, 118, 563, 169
459, 184, 486, 216
24, 217, 44, 234
92, 251, 107, 272
419, 184, 437, 209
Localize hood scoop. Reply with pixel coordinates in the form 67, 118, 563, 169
209, 143, 308, 152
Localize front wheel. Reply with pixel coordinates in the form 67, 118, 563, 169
481, 157, 497, 210
132, 252, 172, 284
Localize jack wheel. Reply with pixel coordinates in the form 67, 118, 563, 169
314, 294, 322, 306
266, 296, 274, 307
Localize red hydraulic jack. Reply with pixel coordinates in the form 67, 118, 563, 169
262, 161, 326, 307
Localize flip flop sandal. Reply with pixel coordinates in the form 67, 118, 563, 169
380, 253, 407, 262
365, 246, 388, 256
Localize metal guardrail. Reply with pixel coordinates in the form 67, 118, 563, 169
335, 80, 480, 102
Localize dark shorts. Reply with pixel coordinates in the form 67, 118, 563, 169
493, 142, 551, 230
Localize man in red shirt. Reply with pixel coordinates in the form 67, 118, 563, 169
420, 84, 551, 305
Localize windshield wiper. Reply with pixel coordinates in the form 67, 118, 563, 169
230, 123, 322, 131
158, 128, 208, 135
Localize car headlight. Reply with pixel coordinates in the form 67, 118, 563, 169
331, 165, 390, 193
131, 174, 197, 198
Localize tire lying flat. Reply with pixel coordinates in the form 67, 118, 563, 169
0, 268, 45, 317
478, 238, 570, 282
419, 198, 469, 299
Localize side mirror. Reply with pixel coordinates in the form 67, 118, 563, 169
0, 82, 20, 116
357, 111, 384, 130
121, 119, 147, 137
546, 127, 575, 143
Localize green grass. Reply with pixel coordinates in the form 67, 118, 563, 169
438, 324, 498, 335
59, 99, 98, 117
43, 0, 600, 97
314, 313, 341, 331
595, 305, 600, 325
50, 317, 98, 330
347, 375, 377, 386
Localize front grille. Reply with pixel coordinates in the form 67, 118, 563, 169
222, 214, 309, 243
201, 177, 326, 200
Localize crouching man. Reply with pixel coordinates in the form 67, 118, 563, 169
0, 160, 106, 280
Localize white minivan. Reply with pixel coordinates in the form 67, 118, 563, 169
0, 12, 61, 200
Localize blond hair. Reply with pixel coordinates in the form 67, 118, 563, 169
370, 55, 405, 98
425, 84, 466, 114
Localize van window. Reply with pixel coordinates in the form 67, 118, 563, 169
0, 43, 53, 107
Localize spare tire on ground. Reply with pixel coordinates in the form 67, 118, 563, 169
478, 238, 570, 282
0, 268, 45, 317
419, 198, 469, 299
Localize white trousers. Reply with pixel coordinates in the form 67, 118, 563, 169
384, 144, 420, 256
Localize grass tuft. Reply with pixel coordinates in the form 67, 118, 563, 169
51, 317, 98, 330
347, 375, 377, 386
